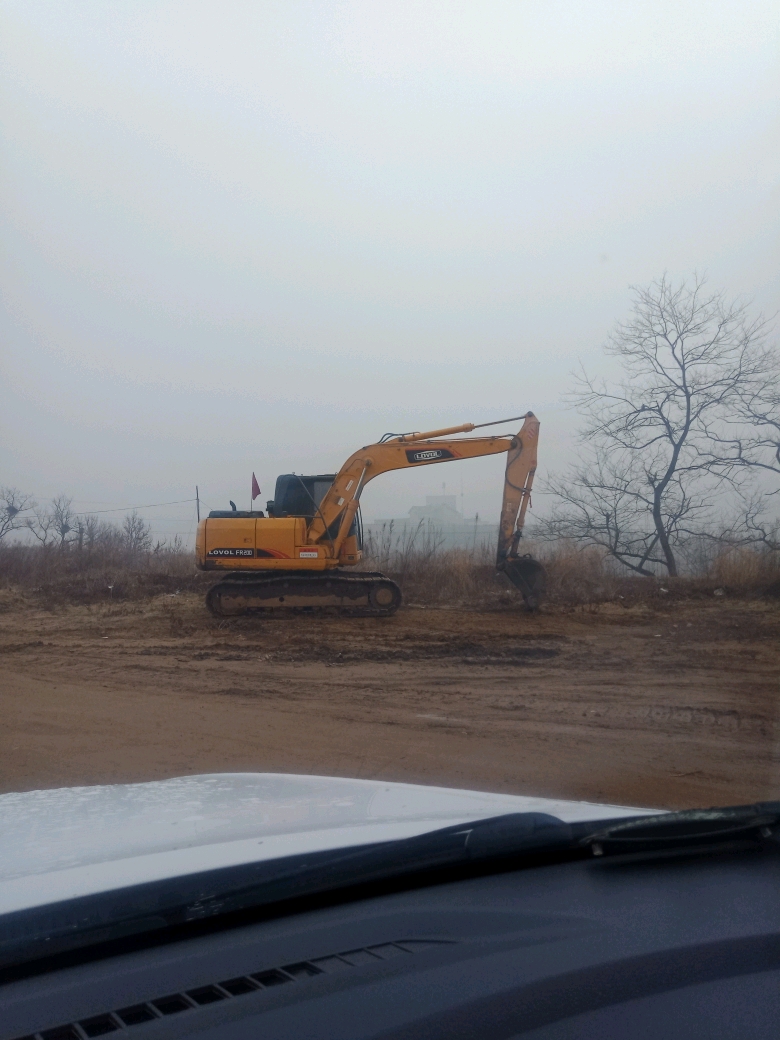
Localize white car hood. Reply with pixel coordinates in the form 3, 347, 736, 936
0, 773, 653, 915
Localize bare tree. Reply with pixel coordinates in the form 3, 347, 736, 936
122, 510, 152, 554
27, 509, 56, 546
544, 452, 715, 575
83, 514, 102, 552
544, 275, 772, 576
0, 487, 35, 542
26, 494, 77, 549
81, 515, 125, 553
51, 495, 76, 548
736, 499, 779, 553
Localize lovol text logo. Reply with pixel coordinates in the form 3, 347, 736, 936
207, 547, 253, 557
405, 447, 455, 464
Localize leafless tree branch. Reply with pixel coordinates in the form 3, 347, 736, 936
0, 487, 35, 542
544, 274, 775, 575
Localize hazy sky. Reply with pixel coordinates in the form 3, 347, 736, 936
2, 1, 778, 539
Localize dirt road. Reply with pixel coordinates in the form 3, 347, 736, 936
1, 592, 778, 809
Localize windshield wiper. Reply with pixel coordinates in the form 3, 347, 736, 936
580, 803, 780, 857
1, 803, 778, 981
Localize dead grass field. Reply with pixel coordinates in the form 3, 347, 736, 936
0, 589, 778, 810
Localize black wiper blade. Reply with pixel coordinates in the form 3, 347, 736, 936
580, 802, 780, 856
0, 812, 572, 979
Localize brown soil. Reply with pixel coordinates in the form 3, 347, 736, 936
0, 591, 778, 810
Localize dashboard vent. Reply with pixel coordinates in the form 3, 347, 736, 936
9, 939, 454, 1040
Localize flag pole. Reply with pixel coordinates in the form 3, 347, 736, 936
196, 486, 200, 522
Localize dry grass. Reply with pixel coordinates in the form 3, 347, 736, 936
363, 536, 780, 609
706, 545, 780, 588
1, 536, 778, 613
0, 542, 206, 610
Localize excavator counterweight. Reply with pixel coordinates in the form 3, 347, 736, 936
196, 412, 545, 616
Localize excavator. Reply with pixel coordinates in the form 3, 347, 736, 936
196, 412, 546, 617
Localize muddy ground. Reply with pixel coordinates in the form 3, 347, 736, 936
0, 591, 778, 809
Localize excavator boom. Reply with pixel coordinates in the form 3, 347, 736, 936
309, 413, 540, 557
196, 412, 545, 615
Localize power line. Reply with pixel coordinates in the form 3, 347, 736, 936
72, 498, 198, 517
12, 498, 198, 518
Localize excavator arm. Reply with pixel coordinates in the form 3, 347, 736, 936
308, 411, 545, 606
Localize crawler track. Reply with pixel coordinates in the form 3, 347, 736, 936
205, 571, 402, 618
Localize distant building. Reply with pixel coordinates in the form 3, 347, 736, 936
408, 495, 462, 526
364, 495, 496, 552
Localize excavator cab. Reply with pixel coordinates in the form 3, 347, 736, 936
266, 474, 333, 520
267, 474, 362, 547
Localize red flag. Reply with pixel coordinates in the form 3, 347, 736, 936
251, 473, 261, 501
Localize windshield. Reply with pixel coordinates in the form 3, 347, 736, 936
1, 2, 778, 921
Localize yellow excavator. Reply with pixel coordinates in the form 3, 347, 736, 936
196, 412, 545, 616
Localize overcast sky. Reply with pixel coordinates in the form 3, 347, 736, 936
2, 1, 778, 538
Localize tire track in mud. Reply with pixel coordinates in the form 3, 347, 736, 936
1, 599, 778, 805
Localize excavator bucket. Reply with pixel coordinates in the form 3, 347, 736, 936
502, 555, 547, 611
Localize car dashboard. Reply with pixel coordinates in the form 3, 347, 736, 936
2, 839, 779, 1040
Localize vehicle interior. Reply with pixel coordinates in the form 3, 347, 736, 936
4, 808, 780, 1039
